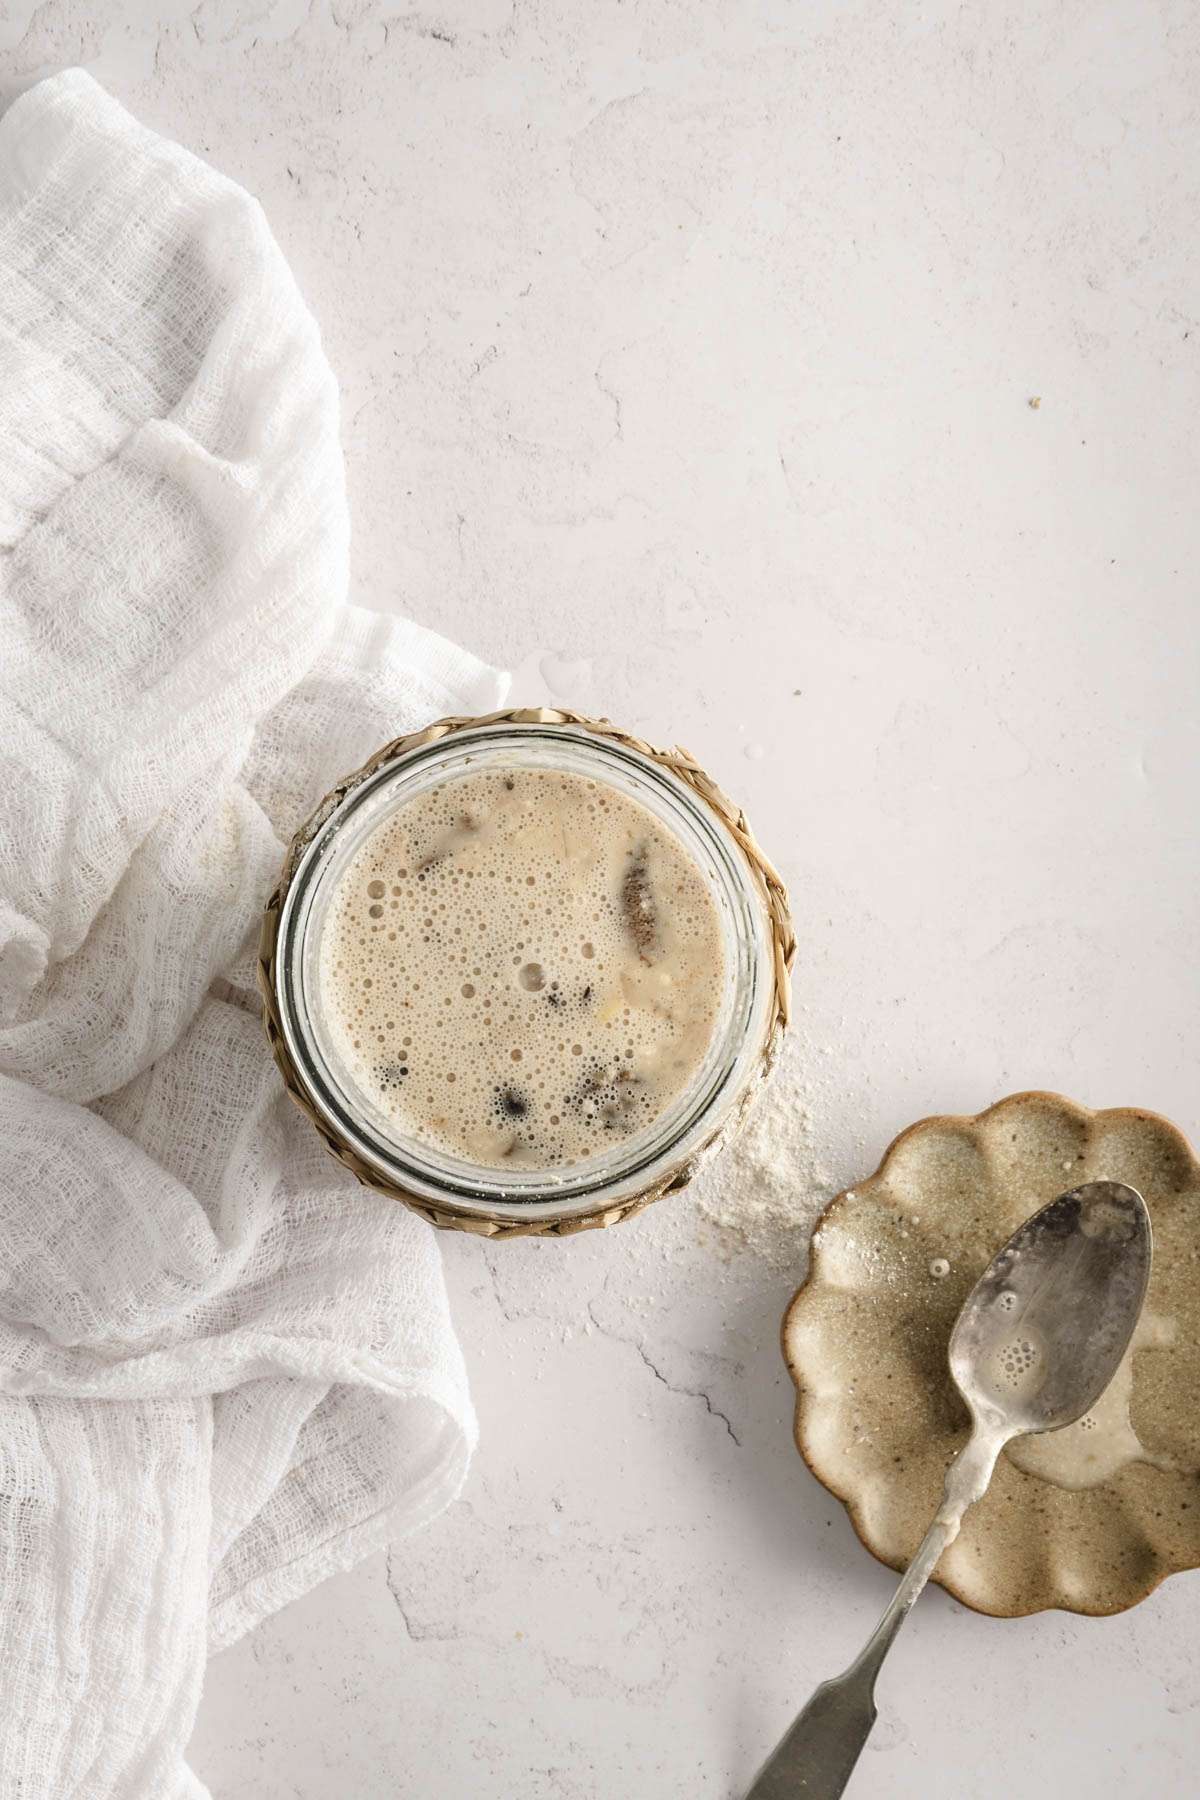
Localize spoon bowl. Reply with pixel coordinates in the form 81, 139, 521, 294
951, 1179, 1153, 1438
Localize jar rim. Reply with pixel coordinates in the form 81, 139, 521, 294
259, 710, 793, 1234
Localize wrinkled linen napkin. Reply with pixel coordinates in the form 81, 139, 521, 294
0, 69, 505, 1798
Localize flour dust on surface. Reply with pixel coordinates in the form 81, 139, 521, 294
693, 1038, 841, 1266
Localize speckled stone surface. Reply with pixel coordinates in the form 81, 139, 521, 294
5, 3, 1199, 1794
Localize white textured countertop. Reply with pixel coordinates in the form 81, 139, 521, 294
9, 3, 1199, 1794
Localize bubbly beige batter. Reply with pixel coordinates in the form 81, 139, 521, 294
317, 767, 725, 1167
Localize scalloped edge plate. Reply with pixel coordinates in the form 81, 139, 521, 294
783, 1091, 1200, 1617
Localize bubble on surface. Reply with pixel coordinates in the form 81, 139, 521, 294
992, 1333, 1045, 1399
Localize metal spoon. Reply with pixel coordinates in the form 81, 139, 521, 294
745, 1180, 1153, 1800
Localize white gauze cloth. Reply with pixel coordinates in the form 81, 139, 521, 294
0, 69, 506, 1799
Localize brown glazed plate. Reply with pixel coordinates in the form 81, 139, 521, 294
783, 1091, 1200, 1617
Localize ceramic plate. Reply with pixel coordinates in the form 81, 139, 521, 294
783, 1091, 1200, 1616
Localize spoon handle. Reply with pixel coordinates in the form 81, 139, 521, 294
738, 1658, 881, 1800
744, 1428, 1006, 1800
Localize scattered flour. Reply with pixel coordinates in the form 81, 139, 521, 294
693, 1042, 839, 1264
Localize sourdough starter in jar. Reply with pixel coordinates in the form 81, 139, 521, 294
316, 767, 725, 1167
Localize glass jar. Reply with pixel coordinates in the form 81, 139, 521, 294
259, 710, 792, 1236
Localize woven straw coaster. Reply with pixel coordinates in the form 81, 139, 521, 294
257, 708, 795, 1239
